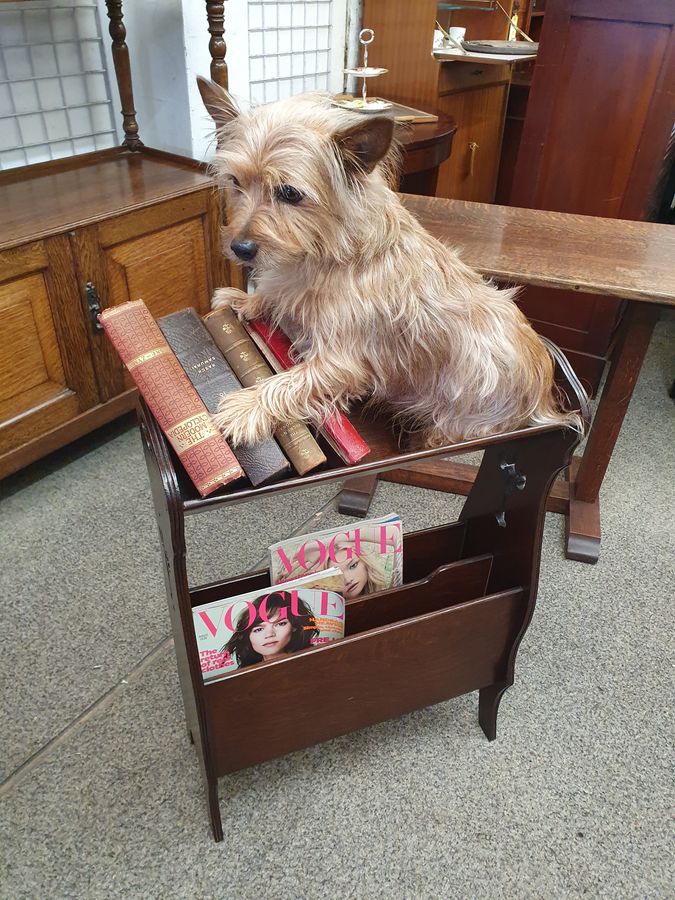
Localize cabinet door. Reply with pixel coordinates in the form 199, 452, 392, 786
508, 2, 674, 380
436, 84, 509, 202
511, 1, 675, 219
0, 237, 99, 469
72, 191, 226, 402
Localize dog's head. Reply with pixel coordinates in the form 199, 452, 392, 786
198, 77, 398, 269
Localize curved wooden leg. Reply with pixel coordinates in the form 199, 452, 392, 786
479, 682, 509, 741
206, 777, 223, 842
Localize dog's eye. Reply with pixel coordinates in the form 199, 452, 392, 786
228, 175, 242, 190
276, 184, 303, 205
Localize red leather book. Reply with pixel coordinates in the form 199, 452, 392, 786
99, 300, 244, 496
247, 320, 371, 465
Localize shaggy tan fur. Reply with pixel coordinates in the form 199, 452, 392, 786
198, 78, 579, 448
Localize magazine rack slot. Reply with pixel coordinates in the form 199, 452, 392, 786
188, 521, 469, 610
401, 521, 467, 580
190, 570, 270, 609
344, 554, 493, 635
203, 587, 525, 777
138, 339, 588, 841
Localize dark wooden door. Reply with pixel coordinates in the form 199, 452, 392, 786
509, 0, 675, 393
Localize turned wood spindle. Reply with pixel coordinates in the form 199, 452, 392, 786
205, 1, 229, 90
105, 0, 143, 150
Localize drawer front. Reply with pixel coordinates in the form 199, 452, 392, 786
438, 61, 511, 95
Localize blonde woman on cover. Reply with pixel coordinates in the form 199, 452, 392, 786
277, 524, 402, 599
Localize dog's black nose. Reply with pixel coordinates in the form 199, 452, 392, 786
230, 239, 258, 261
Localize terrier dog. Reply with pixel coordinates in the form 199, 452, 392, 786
198, 78, 579, 448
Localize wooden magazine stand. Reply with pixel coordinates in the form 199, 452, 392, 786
139, 343, 588, 842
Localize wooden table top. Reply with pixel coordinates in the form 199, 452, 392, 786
402, 195, 675, 306
0, 147, 214, 251
396, 111, 456, 150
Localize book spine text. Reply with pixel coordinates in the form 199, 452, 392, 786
99, 300, 243, 496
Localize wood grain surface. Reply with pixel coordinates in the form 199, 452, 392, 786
401, 194, 675, 306
0, 149, 214, 251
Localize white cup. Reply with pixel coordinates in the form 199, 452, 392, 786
449, 26, 467, 45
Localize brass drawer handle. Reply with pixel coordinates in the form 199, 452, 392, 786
468, 141, 480, 177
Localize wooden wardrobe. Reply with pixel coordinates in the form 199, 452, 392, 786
507, 0, 675, 394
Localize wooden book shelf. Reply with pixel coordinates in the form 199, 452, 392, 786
139, 344, 588, 842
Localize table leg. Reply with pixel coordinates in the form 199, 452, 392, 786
565, 303, 659, 562
337, 474, 379, 516
337, 304, 658, 554
565, 457, 601, 562
399, 167, 440, 197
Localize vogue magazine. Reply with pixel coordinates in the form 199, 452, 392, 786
269, 513, 403, 600
193, 568, 345, 683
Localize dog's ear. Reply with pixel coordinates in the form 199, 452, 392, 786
197, 76, 239, 127
335, 116, 394, 175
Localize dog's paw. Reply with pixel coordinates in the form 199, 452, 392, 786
234, 293, 265, 322
211, 287, 264, 322
213, 388, 275, 446
210, 287, 248, 311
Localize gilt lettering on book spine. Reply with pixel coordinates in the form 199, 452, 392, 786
99, 300, 243, 496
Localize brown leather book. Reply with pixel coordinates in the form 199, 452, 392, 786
158, 308, 290, 487
98, 300, 243, 497
203, 307, 326, 476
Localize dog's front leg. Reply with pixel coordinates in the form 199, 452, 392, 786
211, 287, 265, 321
213, 357, 363, 446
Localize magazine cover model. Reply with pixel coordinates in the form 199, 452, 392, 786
269, 513, 403, 599
193, 568, 345, 683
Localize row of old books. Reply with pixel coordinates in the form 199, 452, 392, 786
193, 513, 403, 683
99, 299, 371, 497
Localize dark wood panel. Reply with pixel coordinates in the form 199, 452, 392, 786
511, 1, 675, 218
344, 555, 493, 634
380, 458, 574, 515
205, 588, 524, 776
504, 1, 674, 387
536, 20, 669, 216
